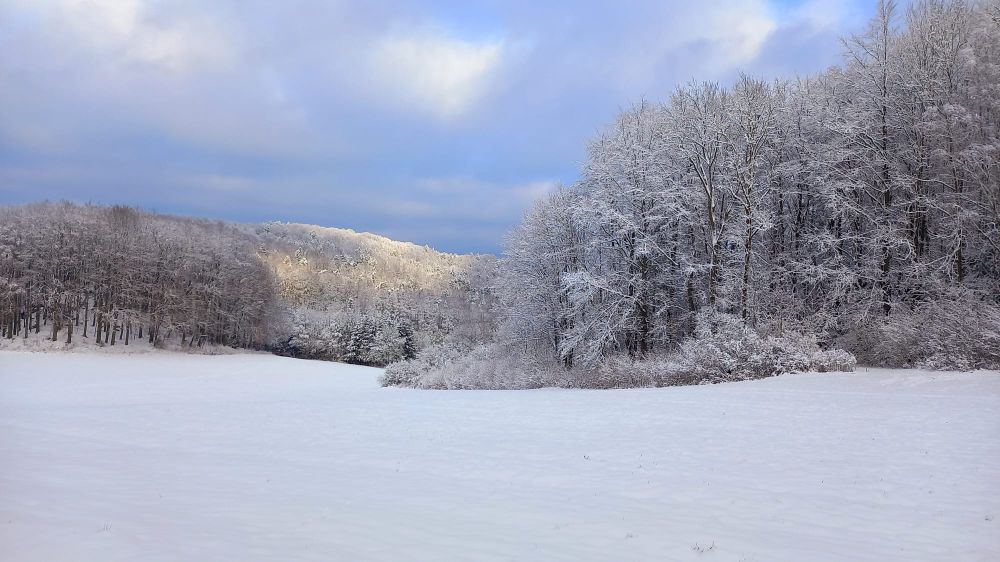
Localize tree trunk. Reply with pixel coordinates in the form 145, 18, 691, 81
50, 306, 59, 342
742, 210, 753, 325
65, 303, 73, 345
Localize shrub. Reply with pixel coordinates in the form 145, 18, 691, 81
379, 343, 469, 387
811, 349, 857, 372
669, 311, 855, 384
845, 295, 1000, 370
382, 311, 857, 390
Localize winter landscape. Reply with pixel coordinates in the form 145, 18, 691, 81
3, 0, 1000, 560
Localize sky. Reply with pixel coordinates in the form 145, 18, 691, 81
0, 0, 875, 253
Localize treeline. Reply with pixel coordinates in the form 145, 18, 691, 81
384, 0, 1000, 388
0, 203, 496, 366
0, 203, 279, 348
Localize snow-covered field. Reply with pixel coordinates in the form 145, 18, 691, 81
1, 352, 997, 561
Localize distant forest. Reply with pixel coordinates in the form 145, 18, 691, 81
0, 202, 495, 366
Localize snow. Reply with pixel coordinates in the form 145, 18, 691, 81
1, 351, 998, 561
0, 330, 255, 355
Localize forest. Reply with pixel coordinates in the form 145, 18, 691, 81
384, 0, 1000, 388
0, 203, 495, 365
0, 203, 278, 349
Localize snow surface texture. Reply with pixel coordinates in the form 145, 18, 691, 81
0, 330, 256, 355
1, 352, 998, 561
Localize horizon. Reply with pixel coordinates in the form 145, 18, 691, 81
2, 0, 875, 253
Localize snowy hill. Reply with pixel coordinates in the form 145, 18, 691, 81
252, 221, 495, 305
253, 220, 496, 350
2, 351, 997, 561
0, 203, 496, 364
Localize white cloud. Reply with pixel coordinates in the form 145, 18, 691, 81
707, 3, 776, 63
32, 0, 235, 72
0, 0, 320, 157
370, 28, 504, 119
601, 0, 776, 89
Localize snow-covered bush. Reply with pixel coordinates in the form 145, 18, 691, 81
592, 313, 856, 388
578, 354, 668, 388
383, 312, 856, 390
378, 359, 423, 388
846, 296, 1000, 370
675, 312, 779, 382
764, 331, 818, 374
382, 343, 568, 390
379, 342, 471, 388
810, 349, 857, 372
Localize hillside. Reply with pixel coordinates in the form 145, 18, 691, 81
0, 202, 496, 364
253, 221, 496, 362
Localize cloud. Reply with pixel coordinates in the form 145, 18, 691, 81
371, 28, 504, 119
0, 0, 312, 160
647, 0, 778, 74
17, 0, 235, 72
0, 0, 872, 253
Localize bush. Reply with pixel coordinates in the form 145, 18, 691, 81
384, 344, 572, 390
382, 312, 856, 390
811, 349, 857, 372
589, 313, 856, 388
379, 343, 469, 387
677, 311, 777, 382
577, 354, 671, 388
845, 295, 1000, 370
